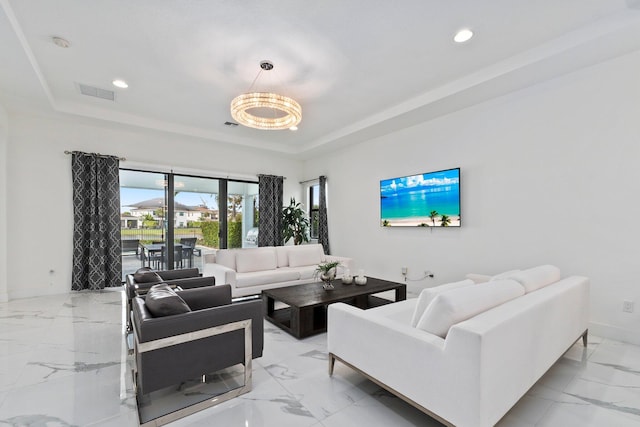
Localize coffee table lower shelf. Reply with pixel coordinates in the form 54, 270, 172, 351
263, 279, 406, 339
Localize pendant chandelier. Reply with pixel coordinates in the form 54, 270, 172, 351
230, 61, 302, 131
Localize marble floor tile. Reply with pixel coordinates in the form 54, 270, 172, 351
0, 290, 639, 427
322, 393, 442, 427
264, 351, 372, 421
537, 400, 640, 427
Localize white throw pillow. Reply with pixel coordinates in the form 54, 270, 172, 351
509, 265, 560, 293
415, 279, 525, 338
235, 248, 278, 273
410, 279, 475, 327
491, 269, 521, 281
465, 273, 490, 284
288, 245, 323, 268
215, 249, 236, 270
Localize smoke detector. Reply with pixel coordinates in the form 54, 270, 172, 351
52, 36, 70, 48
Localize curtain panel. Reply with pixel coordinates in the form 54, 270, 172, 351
258, 174, 283, 247
318, 175, 330, 255
71, 152, 122, 290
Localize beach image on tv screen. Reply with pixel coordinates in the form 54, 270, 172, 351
380, 168, 460, 227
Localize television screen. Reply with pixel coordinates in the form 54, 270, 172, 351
380, 168, 460, 227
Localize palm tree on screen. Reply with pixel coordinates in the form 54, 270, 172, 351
440, 214, 451, 227
429, 210, 439, 226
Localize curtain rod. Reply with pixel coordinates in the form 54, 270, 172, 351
258, 174, 287, 180
64, 150, 126, 161
299, 177, 325, 184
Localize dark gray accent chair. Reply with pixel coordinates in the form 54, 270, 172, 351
180, 237, 201, 256
125, 268, 213, 333
121, 239, 140, 256
131, 284, 263, 395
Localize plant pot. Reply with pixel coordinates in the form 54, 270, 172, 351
322, 282, 334, 291
320, 269, 336, 282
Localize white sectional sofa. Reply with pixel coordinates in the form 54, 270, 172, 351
327, 265, 589, 427
203, 244, 352, 297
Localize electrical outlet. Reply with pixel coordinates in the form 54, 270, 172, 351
424, 270, 434, 278
401, 267, 408, 275
623, 300, 634, 313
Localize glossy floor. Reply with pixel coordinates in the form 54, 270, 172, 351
0, 289, 639, 426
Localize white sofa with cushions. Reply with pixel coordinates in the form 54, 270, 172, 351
203, 244, 353, 297
328, 265, 589, 427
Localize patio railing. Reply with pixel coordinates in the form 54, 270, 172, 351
120, 227, 203, 244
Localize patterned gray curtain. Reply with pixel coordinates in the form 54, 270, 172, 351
258, 174, 283, 247
71, 152, 122, 290
318, 175, 330, 255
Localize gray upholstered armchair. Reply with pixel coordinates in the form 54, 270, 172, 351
124, 268, 214, 333
131, 284, 263, 397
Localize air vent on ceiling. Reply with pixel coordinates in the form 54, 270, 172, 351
224, 121, 239, 127
78, 83, 115, 101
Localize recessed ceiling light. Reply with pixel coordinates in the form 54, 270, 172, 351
454, 29, 474, 43
112, 79, 129, 89
289, 126, 298, 131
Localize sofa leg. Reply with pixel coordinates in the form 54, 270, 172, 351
582, 329, 588, 347
328, 353, 336, 376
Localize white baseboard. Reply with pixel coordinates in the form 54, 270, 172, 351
589, 321, 640, 346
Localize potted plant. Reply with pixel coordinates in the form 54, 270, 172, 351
315, 261, 341, 290
282, 197, 310, 245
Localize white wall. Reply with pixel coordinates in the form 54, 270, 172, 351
304, 49, 640, 344
0, 104, 8, 302
5, 113, 303, 299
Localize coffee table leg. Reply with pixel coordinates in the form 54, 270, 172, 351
264, 295, 275, 317
291, 306, 315, 339
290, 306, 301, 338
396, 286, 407, 301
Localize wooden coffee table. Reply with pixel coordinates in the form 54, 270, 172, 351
263, 277, 406, 338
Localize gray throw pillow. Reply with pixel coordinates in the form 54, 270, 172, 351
134, 267, 163, 284
145, 284, 192, 317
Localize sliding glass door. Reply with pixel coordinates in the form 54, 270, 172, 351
119, 169, 258, 280
119, 170, 168, 279
172, 175, 220, 270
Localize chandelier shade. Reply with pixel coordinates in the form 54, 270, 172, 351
230, 92, 302, 130
230, 61, 302, 130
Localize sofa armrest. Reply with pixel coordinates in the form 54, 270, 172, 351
158, 268, 201, 281
177, 284, 231, 310
328, 303, 445, 357
132, 297, 263, 358
167, 276, 214, 289
328, 302, 480, 426
203, 263, 237, 287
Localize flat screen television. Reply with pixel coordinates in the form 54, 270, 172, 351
380, 168, 460, 227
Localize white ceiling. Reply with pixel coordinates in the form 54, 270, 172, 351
1, 0, 640, 159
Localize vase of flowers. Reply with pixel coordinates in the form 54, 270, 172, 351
315, 261, 341, 290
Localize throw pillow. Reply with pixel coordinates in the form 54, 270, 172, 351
216, 249, 237, 270
465, 273, 490, 284
133, 267, 162, 284
410, 279, 475, 327
415, 279, 525, 338
235, 248, 278, 273
288, 245, 324, 268
509, 265, 560, 293
144, 284, 191, 317
490, 269, 521, 281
